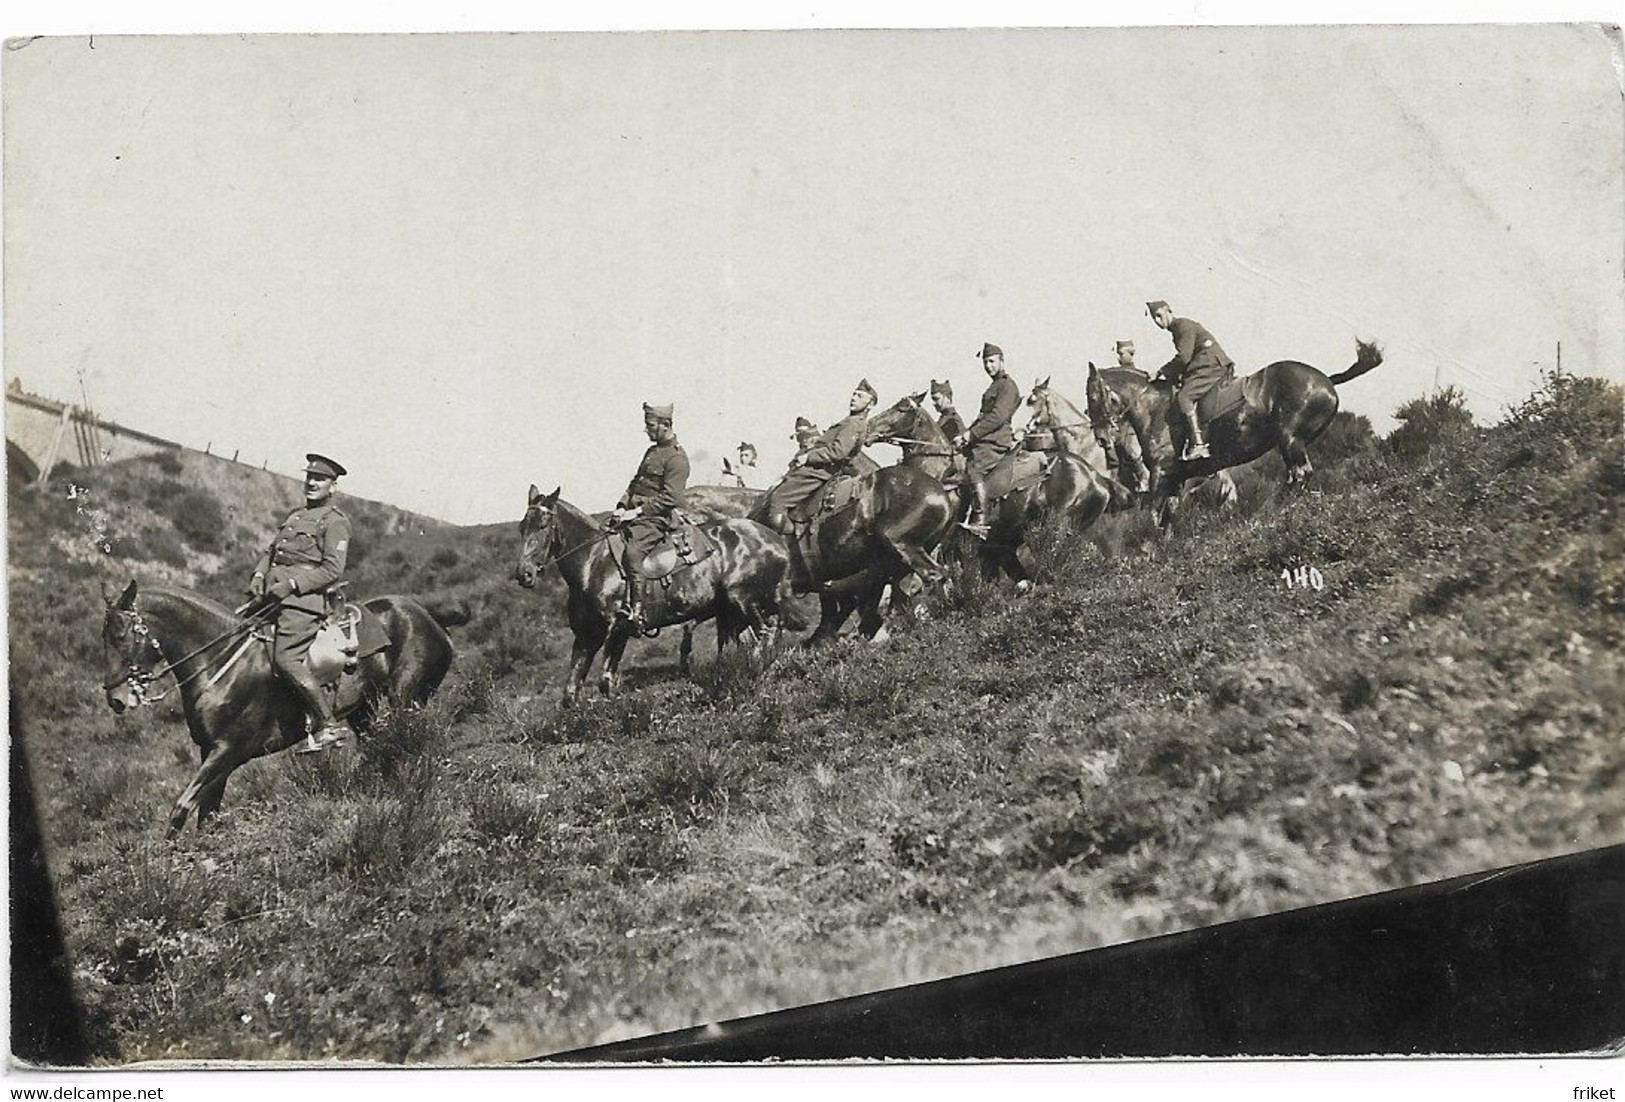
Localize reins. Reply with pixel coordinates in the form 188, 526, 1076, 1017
104, 606, 273, 703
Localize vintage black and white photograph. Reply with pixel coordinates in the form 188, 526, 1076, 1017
5, 9, 1622, 1080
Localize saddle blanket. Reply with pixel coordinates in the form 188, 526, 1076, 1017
983, 449, 1051, 502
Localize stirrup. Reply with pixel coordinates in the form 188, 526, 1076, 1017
293, 733, 325, 755
1182, 442, 1211, 460
959, 520, 990, 539
315, 724, 349, 750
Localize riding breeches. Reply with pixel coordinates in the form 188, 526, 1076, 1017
1174, 363, 1230, 419
271, 607, 336, 725
765, 466, 834, 521
619, 518, 670, 578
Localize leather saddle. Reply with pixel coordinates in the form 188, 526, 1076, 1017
1152, 370, 1260, 428
307, 594, 391, 686
982, 449, 1051, 503
618, 519, 720, 581
789, 473, 864, 526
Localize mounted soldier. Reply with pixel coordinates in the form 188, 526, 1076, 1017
930, 379, 966, 441
609, 402, 690, 628
1114, 339, 1148, 378
762, 380, 877, 533
1147, 300, 1235, 461
246, 453, 353, 755
789, 416, 820, 470
954, 342, 1021, 537
1092, 340, 1150, 489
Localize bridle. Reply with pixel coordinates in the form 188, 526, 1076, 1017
520, 503, 612, 571
874, 396, 956, 458
102, 606, 266, 705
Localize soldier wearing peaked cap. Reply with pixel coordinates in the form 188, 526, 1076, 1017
762, 379, 877, 533
246, 453, 353, 755
954, 343, 1021, 537
1147, 300, 1234, 460
609, 403, 690, 628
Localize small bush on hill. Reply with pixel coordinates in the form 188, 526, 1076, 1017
169, 487, 228, 552
1384, 386, 1475, 462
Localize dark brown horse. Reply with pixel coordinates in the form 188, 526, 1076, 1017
1087, 340, 1383, 528
514, 485, 793, 704
100, 580, 454, 836
746, 447, 953, 643
866, 391, 1124, 591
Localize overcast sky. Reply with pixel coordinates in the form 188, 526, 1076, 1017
6, 24, 1621, 523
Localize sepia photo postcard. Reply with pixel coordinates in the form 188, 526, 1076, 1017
5, 6, 1622, 1097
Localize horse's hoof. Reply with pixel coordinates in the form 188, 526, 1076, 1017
1015, 579, 1034, 595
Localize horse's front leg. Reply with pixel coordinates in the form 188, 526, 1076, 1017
564, 627, 606, 707
167, 743, 252, 838
598, 621, 635, 697
679, 624, 695, 677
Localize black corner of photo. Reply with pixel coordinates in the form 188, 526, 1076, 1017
541, 844, 1625, 1063
10, 690, 92, 1067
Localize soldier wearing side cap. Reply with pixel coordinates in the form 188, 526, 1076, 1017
789, 416, 821, 470
1114, 339, 1148, 378
247, 453, 354, 755
763, 380, 877, 533
1095, 340, 1150, 488
610, 402, 690, 628
930, 379, 967, 442
954, 342, 1022, 537
1147, 300, 1234, 461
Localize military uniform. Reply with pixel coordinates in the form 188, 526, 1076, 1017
617, 436, 690, 577
765, 410, 869, 522
963, 372, 1021, 477
249, 453, 351, 751
1157, 316, 1234, 421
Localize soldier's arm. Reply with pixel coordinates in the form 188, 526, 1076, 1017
966, 384, 1014, 442
250, 539, 272, 585
285, 513, 351, 596
991, 377, 1021, 425
1172, 321, 1197, 365
800, 426, 844, 467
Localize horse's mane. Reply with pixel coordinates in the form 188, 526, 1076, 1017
134, 583, 239, 631
1038, 385, 1089, 427
1099, 368, 1155, 396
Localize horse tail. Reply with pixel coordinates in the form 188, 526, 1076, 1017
1103, 471, 1137, 512
776, 580, 810, 632
1329, 339, 1384, 386
421, 595, 473, 630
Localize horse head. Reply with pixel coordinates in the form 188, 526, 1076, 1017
514, 484, 562, 589
865, 392, 926, 445
1084, 362, 1119, 431
1025, 376, 1056, 425
100, 579, 160, 713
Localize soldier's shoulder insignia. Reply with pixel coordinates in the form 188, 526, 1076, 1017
334, 538, 349, 552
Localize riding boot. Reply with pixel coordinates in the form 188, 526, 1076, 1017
617, 574, 645, 628
962, 478, 991, 538
1182, 412, 1211, 461
279, 657, 344, 754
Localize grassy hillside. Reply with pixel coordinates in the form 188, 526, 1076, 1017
9, 371, 1620, 1063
